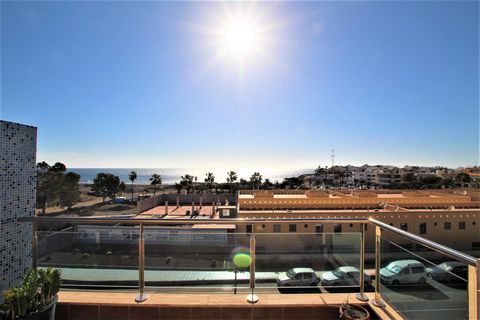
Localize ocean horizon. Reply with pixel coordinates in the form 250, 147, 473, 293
68, 168, 314, 185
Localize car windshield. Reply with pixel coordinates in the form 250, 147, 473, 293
385, 262, 401, 274
286, 269, 296, 278
332, 268, 345, 278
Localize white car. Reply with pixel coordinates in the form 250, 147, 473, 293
276, 268, 319, 287
320, 266, 372, 287
380, 259, 427, 285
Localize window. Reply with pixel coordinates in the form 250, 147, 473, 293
400, 223, 408, 231
411, 266, 425, 274
289, 224, 297, 232
273, 224, 281, 233
246, 225, 253, 234
315, 224, 324, 234
334, 224, 342, 233
459, 222, 466, 230
444, 222, 451, 230
473, 242, 480, 250
222, 209, 230, 217
419, 223, 427, 234
401, 268, 409, 275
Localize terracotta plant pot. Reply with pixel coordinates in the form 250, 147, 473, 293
339, 304, 370, 320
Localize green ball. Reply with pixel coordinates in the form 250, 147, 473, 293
233, 253, 251, 268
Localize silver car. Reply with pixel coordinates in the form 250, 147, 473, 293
276, 268, 319, 287
320, 266, 372, 287
380, 259, 427, 285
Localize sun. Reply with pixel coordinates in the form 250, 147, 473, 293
219, 15, 262, 60
190, 4, 285, 77
209, 7, 272, 67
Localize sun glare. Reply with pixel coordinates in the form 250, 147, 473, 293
219, 16, 262, 60
192, 4, 285, 77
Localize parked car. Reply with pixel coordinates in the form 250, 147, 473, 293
380, 259, 427, 285
427, 261, 468, 283
320, 266, 372, 287
276, 268, 319, 287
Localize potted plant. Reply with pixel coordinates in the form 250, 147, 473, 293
0, 268, 61, 320
339, 301, 370, 320
317, 296, 370, 320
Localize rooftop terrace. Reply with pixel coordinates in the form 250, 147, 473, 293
19, 216, 480, 320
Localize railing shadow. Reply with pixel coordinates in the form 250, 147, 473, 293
381, 282, 450, 300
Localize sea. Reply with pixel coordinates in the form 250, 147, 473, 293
68, 168, 314, 185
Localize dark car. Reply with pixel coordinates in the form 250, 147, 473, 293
427, 261, 468, 283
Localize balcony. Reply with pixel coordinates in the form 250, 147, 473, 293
20, 216, 479, 320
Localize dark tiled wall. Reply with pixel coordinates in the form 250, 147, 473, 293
0, 120, 36, 292
56, 304, 342, 320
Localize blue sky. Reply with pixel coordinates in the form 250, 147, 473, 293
1, 1, 478, 169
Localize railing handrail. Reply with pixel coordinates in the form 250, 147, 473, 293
369, 218, 478, 266
19, 215, 478, 266
18, 216, 369, 224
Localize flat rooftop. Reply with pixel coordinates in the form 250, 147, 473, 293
137, 205, 216, 219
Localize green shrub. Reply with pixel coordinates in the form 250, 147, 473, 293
0, 268, 61, 320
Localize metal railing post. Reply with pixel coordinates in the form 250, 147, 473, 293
468, 258, 479, 319
135, 223, 148, 302
246, 231, 258, 303
356, 223, 368, 302
32, 222, 37, 270
372, 225, 385, 307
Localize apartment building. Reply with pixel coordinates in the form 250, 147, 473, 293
233, 189, 480, 253
352, 166, 401, 186
0, 120, 37, 292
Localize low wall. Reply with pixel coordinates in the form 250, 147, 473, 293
137, 193, 237, 213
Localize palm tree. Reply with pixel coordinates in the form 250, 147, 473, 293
149, 173, 162, 197
239, 178, 248, 190
226, 171, 237, 193
174, 182, 183, 194
128, 171, 137, 202
250, 172, 262, 190
180, 174, 194, 193
205, 172, 215, 192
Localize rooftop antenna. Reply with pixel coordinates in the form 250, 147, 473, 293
331, 149, 335, 167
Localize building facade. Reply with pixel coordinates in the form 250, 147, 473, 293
234, 190, 480, 253
0, 120, 37, 292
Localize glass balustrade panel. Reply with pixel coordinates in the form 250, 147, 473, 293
254, 232, 362, 293
37, 225, 139, 288
144, 229, 251, 293
379, 235, 469, 320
